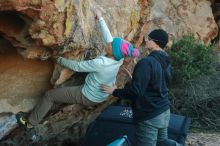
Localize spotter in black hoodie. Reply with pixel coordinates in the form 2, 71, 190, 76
113, 50, 172, 122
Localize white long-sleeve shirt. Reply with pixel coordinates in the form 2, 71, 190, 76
98, 17, 113, 43
57, 17, 123, 103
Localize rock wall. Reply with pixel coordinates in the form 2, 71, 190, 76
148, 0, 217, 45
0, 42, 53, 113
0, 0, 218, 145
0, 0, 140, 113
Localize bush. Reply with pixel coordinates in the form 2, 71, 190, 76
168, 35, 215, 85
168, 35, 220, 132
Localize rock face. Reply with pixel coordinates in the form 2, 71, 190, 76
0, 0, 140, 113
0, 0, 218, 145
212, 0, 220, 49
147, 0, 218, 45
0, 46, 53, 113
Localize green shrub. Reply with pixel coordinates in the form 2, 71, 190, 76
168, 35, 215, 85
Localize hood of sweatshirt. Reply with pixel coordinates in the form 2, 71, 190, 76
149, 50, 172, 82
149, 50, 170, 67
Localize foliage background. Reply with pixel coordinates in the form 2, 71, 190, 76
168, 35, 220, 132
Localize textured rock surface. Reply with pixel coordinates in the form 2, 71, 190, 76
147, 0, 218, 45
0, 40, 53, 114
0, 0, 218, 145
0, 0, 140, 113
0, 114, 17, 140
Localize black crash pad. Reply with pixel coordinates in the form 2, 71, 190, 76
81, 106, 191, 146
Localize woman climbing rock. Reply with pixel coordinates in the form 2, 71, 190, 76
16, 10, 140, 129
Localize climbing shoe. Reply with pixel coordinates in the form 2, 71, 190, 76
16, 112, 33, 129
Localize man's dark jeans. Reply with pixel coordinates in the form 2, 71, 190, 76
135, 109, 182, 146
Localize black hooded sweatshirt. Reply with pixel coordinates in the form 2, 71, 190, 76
113, 50, 172, 122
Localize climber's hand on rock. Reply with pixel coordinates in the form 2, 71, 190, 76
94, 9, 102, 20
51, 56, 62, 64
51, 56, 59, 62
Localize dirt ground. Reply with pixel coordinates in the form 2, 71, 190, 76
186, 133, 220, 146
